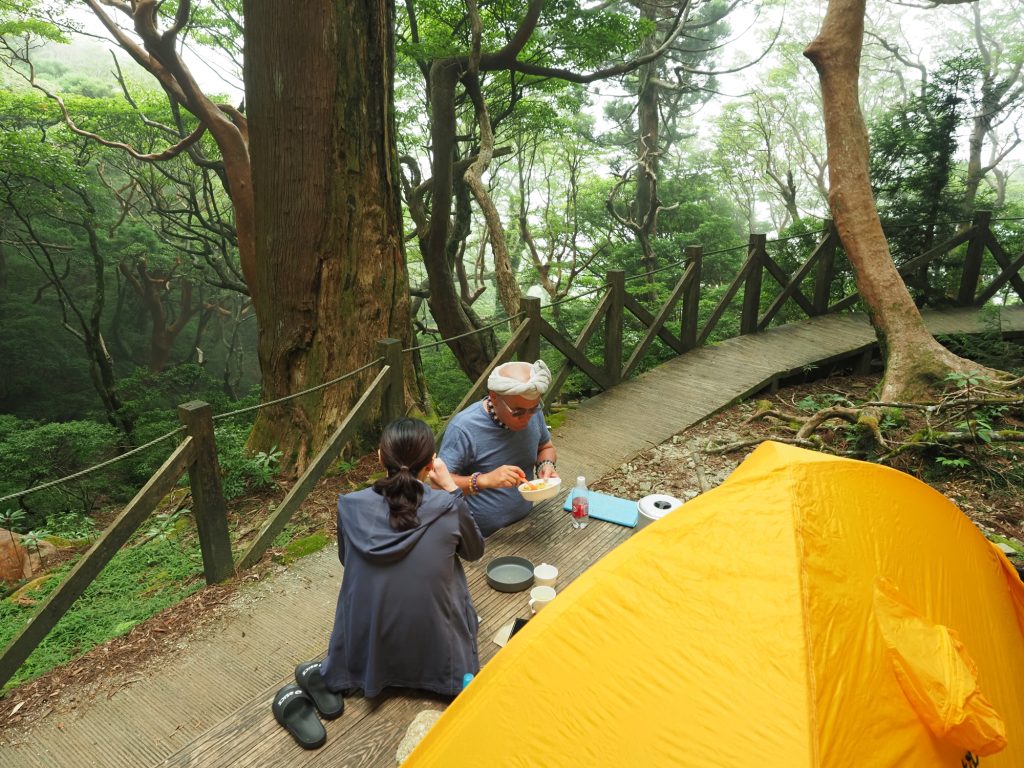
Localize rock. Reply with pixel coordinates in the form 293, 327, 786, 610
0, 530, 58, 584
396, 709, 444, 764
0, 530, 30, 583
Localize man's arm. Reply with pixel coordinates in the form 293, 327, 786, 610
535, 440, 558, 478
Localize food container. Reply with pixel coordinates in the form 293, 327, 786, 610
518, 477, 562, 503
635, 494, 683, 530
485, 556, 535, 592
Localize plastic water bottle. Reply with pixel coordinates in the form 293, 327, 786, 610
570, 476, 589, 529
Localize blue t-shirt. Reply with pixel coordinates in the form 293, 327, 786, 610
438, 400, 551, 537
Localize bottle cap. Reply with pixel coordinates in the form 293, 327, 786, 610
577, 476, 585, 484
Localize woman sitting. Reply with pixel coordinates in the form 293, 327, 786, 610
305, 417, 485, 703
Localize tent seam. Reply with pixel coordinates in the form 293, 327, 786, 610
789, 459, 821, 765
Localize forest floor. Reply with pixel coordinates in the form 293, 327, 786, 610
2, 371, 1022, 735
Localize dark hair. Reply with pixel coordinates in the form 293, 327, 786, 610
372, 418, 435, 531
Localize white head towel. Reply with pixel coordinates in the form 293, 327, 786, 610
487, 360, 552, 400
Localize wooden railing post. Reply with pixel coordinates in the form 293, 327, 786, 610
681, 245, 702, 351
520, 296, 541, 362
605, 270, 625, 387
741, 234, 766, 334
377, 339, 404, 423
957, 210, 991, 306
813, 221, 837, 315
178, 402, 234, 584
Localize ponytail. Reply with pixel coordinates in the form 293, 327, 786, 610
372, 419, 435, 531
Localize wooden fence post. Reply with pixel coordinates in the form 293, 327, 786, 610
520, 296, 541, 362
681, 245, 702, 351
813, 221, 837, 315
957, 210, 992, 306
605, 270, 625, 387
740, 234, 766, 335
178, 401, 234, 584
377, 338, 404, 423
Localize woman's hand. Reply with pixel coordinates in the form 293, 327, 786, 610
428, 457, 459, 493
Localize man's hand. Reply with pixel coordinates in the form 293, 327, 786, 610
481, 465, 527, 489
536, 462, 559, 480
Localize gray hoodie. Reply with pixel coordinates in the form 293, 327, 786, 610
320, 484, 484, 697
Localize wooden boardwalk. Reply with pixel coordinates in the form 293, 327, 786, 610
2, 306, 1022, 767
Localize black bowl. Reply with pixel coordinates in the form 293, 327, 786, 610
485, 556, 535, 592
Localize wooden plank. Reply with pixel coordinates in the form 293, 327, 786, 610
621, 261, 693, 378
0, 437, 195, 689
547, 291, 611, 406
520, 297, 542, 363
681, 246, 702, 350
897, 225, 975, 275
957, 211, 991, 305
604, 271, 625, 387
740, 234, 765, 335
979, 229, 1024, 303
179, 402, 234, 584
159, 495, 630, 768
697, 250, 758, 346
538, 316, 613, 391
812, 224, 837, 315
378, 339, 405, 423
237, 366, 390, 571
976, 244, 1024, 305
758, 249, 821, 329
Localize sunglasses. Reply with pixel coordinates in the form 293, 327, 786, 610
498, 397, 542, 418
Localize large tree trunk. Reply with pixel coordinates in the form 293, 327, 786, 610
804, 0, 989, 402
244, 0, 413, 474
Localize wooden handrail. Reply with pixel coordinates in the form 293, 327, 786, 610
236, 364, 393, 571
0, 437, 196, 689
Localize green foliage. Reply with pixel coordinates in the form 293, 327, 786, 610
0, 418, 122, 529
0, 536, 203, 692
870, 57, 973, 300
214, 423, 282, 500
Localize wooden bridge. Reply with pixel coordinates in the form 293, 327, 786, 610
3, 303, 1023, 767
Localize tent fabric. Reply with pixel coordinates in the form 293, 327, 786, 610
406, 441, 1024, 767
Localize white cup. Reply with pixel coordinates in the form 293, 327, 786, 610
533, 562, 558, 588
528, 585, 556, 614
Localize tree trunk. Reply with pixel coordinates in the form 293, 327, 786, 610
423, 59, 498, 381
243, 0, 413, 474
804, 0, 991, 402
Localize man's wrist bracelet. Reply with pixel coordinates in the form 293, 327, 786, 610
535, 459, 556, 474
470, 472, 482, 495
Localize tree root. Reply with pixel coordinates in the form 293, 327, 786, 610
705, 435, 823, 455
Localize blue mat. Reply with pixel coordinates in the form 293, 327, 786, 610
563, 490, 638, 528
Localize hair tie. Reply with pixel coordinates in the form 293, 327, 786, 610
399, 465, 410, 472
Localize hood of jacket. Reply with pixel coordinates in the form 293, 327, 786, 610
340, 484, 452, 564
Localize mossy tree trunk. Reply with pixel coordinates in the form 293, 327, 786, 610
804, 0, 995, 402
243, 0, 413, 474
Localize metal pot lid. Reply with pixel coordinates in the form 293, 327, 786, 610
637, 493, 683, 519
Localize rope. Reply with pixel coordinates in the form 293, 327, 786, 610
0, 426, 187, 505
403, 314, 523, 353
212, 358, 385, 421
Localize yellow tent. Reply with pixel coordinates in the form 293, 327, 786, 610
407, 442, 1024, 767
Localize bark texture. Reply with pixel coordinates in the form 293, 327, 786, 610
804, 0, 993, 402
244, 0, 411, 473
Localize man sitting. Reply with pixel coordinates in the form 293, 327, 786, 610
438, 360, 560, 537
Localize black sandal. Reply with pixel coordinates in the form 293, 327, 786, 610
295, 661, 345, 720
271, 683, 326, 750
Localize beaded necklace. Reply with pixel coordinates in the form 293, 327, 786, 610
483, 395, 510, 430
